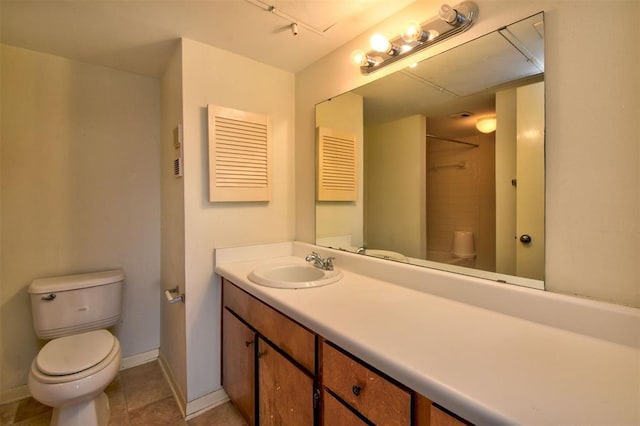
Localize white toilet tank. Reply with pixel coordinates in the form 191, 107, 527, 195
29, 269, 124, 339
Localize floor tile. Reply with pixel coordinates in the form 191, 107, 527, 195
107, 391, 130, 426
12, 399, 50, 423
120, 361, 172, 412
0, 361, 246, 426
128, 396, 185, 426
11, 411, 51, 426
0, 402, 18, 425
187, 402, 248, 426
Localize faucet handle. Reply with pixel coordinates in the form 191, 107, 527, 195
324, 257, 335, 270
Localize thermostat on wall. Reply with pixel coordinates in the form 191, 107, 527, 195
173, 124, 183, 177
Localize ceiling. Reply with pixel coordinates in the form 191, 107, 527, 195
0, 0, 415, 78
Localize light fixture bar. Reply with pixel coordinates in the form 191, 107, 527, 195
358, 2, 478, 75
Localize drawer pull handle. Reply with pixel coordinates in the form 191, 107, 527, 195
352, 385, 362, 396
245, 340, 254, 347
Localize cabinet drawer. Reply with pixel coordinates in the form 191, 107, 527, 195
322, 341, 411, 425
223, 280, 315, 373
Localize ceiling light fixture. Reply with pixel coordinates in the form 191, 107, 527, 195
476, 117, 497, 133
353, 2, 478, 75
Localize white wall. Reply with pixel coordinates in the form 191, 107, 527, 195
495, 88, 517, 275
160, 43, 188, 406
296, 0, 640, 308
180, 38, 295, 401
0, 45, 161, 398
365, 115, 426, 258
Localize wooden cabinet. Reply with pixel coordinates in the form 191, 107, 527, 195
222, 279, 472, 426
322, 389, 368, 425
257, 338, 314, 425
222, 279, 315, 426
431, 405, 470, 426
321, 340, 411, 425
222, 309, 255, 425
223, 278, 315, 372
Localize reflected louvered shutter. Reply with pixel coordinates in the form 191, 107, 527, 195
316, 127, 357, 201
208, 105, 271, 202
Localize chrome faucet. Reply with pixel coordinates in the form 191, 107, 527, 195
305, 252, 335, 271
355, 246, 366, 254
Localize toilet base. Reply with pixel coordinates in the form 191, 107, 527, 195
51, 392, 109, 426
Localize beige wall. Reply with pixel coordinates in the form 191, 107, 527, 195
495, 88, 517, 275
159, 43, 187, 406
0, 45, 161, 398
365, 115, 426, 258
315, 92, 364, 247
296, 0, 640, 308
180, 38, 295, 401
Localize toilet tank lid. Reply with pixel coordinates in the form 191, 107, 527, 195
29, 269, 124, 294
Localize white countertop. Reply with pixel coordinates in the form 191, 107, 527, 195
214, 242, 640, 425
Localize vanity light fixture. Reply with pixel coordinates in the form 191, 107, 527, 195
476, 117, 497, 133
353, 1, 478, 75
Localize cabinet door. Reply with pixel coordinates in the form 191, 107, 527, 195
431, 405, 469, 426
322, 389, 369, 425
222, 308, 256, 425
258, 338, 314, 425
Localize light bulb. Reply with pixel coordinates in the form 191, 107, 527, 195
401, 21, 422, 43
351, 49, 367, 66
476, 117, 497, 133
370, 33, 391, 53
439, 4, 459, 24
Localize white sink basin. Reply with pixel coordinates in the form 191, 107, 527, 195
248, 263, 343, 289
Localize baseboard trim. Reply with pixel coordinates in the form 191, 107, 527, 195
158, 352, 187, 417
120, 348, 159, 370
185, 389, 229, 420
156, 353, 229, 420
0, 385, 30, 405
1, 348, 160, 404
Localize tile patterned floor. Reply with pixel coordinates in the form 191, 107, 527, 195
0, 361, 248, 426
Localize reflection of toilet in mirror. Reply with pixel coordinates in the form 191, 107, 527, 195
451, 231, 476, 267
452, 231, 475, 259
426, 231, 476, 268
27, 269, 124, 426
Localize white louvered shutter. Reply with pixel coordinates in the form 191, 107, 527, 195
316, 127, 357, 201
208, 105, 271, 202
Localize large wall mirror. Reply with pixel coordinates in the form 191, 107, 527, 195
315, 13, 545, 289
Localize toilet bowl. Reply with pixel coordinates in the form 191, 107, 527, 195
28, 330, 121, 426
27, 269, 125, 426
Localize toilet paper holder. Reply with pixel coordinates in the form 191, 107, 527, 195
164, 286, 185, 304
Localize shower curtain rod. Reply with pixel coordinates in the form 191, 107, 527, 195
426, 134, 479, 148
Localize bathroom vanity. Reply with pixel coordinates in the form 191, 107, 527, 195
222, 278, 462, 425
215, 242, 640, 425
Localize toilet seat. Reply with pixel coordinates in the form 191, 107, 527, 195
31, 330, 120, 384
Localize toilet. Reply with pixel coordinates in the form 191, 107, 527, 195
27, 269, 124, 426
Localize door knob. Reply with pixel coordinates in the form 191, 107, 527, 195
519, 234, 532, 244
